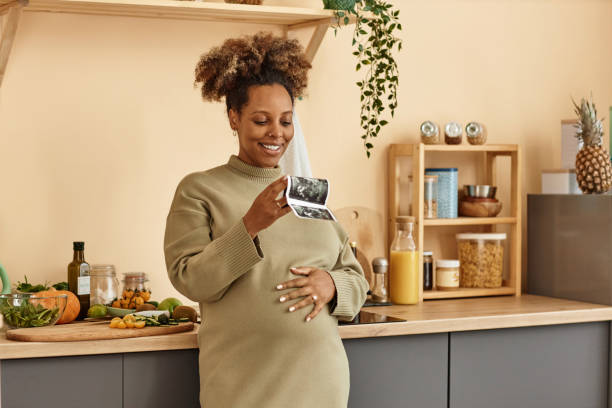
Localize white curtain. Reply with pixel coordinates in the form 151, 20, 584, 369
279, 109, 312, 177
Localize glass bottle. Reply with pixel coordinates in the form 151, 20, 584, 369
389, 216, 419, 305
371, 257, 389, 302
67, 241, 91, 320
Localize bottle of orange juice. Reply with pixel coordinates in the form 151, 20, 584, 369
389, 216, 419, 305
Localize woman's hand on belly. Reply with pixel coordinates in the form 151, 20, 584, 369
275, 267, 336, 322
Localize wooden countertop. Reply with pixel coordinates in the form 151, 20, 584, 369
2, 295, 612, 359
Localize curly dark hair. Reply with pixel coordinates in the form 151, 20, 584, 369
194, 32, 312, 113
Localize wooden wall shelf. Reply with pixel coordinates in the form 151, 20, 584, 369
388, 143, 522, 302
0, 1, 346, 87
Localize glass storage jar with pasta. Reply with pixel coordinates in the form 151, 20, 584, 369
456, 233, 506, 288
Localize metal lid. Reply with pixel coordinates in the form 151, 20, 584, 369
437, 259, 460, 268
91, 264, 116, 276
423, 251, 433, 256
456, 233, 507, 240
444, 122, 462, 137
425, 168, 458, 172
372, 257, 389, 273
420, 121, 439, 137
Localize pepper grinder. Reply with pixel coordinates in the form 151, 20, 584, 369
371, 257, 389, 303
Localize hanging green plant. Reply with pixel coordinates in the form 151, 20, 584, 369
324, 0, 402, 158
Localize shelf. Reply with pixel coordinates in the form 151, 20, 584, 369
3, 0, 337, 24
423, 217, 517, 226
423, 286, 516, 300
389, 143, 518, 156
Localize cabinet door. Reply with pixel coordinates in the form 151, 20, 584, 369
1, 354, 123, 408
449, 322, 609, 408
123, 349, 200, 408
344, 333, 448, 408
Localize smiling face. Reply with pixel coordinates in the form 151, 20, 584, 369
229, 84, 294, 169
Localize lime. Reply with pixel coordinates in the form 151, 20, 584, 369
87, 304, 108, 318
158, 298, 182, 314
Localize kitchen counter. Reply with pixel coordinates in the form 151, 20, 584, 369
1, 294, 611, 359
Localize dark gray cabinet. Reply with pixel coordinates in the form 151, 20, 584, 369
1, 350, 199, 408
449, 322, 609, 408
124, 350, 200, 408
344, 333, 448, 408
1, 354, 123, 408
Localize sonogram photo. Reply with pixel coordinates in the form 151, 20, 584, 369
288, 177, 329, 206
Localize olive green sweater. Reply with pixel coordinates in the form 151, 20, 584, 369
164, 155, 369, 407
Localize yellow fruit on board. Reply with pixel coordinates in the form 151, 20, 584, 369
117, 321, 126, 329
125, 320, 135, 328
134, 321, 146, 329
109, 320, 119, 328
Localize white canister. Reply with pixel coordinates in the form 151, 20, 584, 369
436, 259, 460, 290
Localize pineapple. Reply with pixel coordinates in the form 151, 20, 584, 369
573, 96, 612, 194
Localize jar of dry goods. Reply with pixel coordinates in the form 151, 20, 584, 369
424, 175, 438, 218
436, 259, 460, 290
444, 122, 463, 144
456, 233, 506, 288
465, 122, 487, 145
420, 121, 440, 144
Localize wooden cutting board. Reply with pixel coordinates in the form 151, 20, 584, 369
6, 320, 195, 342
334, 206, 386, 290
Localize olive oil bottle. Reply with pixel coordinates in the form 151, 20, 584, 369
68, 241, 91, 320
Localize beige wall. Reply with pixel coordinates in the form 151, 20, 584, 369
1, 0, 611, 302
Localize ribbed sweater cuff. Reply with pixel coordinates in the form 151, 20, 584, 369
210, 219, 263, 278
327, 269, 358, 318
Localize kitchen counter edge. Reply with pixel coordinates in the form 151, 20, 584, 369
2, 295, 612, 360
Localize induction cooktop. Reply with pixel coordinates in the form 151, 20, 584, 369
338, 310, 405, 325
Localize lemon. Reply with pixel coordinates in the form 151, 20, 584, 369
87, 304, 108, 318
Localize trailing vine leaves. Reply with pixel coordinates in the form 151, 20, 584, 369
329, 0, 402, 158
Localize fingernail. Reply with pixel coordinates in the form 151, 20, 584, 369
306, 316, 311, 322
276, 284, 283, 290
279, 296, 286, 303
289, 306, 295, 312
312, 295, 318, 301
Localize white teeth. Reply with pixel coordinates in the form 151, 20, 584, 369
262, 144, 281, 151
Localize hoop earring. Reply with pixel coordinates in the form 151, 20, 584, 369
232, 129, 237, 138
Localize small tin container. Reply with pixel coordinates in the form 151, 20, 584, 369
436, 259, 460, 290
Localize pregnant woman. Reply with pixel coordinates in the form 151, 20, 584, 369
164, 32, 368, 407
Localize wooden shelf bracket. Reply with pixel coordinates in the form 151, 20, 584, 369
0, 0, 25, 88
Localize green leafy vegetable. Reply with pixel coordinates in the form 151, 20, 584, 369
15, 276, 49, 293
52, 281, 69, 291
0, 298, 60, 328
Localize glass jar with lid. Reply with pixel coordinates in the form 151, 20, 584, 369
420, 121, 440, 144
90, 265, 119, 306
121, 272, 151, 301
424, 175, 438, 219
436, 259, 460, 290
444, 122, 463, 145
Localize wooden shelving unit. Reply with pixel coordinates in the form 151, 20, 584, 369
388, 143, 522, 302
0, 1, 346, 87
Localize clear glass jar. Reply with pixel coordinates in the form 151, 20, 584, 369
444, 122, 463, 144
121, 272, 151, 299
389, 216, 419, 305
436, 259, 460, 290
423, 251, 433, 290
456, 233, 506, 288
420, 121, 440, 144
90, 265, 119, 306
424, 175, 438, 219
465, 122, 487, 145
